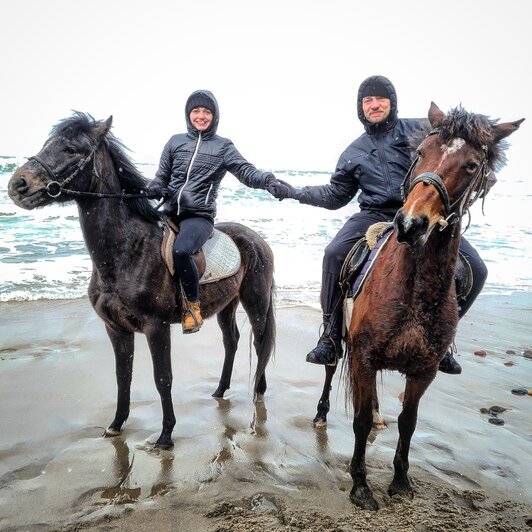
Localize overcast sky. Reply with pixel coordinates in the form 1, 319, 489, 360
1, 0, 530, 177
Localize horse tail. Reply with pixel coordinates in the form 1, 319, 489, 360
252, 277, 276, 393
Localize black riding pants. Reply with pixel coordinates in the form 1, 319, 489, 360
321, 209, 487, 325
172, 216, 214, 302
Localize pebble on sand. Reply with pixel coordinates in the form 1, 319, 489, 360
523, 349, 532, 360
474, 350, 488, 357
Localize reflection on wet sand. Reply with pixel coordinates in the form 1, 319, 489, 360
1, 299, 531, 530
100, 438, 140, 504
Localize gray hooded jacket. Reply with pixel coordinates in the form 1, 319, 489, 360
152, 90, 272, 220
298, 76, 428, 213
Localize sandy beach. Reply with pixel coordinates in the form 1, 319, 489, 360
1, 293, 531, 531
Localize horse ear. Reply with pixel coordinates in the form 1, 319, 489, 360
493, 118, 525, 142
95, 116, 113, 140
428, 102, 446, 128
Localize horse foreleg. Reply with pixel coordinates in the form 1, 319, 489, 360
313, 364, 337, 428
145, 322, 175, 449
104, 325, 134, 437
350, 372, 379, 511
213, 298, 240, 399
388, 372, 435, 499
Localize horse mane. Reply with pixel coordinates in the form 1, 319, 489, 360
51, 112, 161, 224
409, 106, 510, 173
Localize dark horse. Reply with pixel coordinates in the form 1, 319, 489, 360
322, 103, 521, 510
7, 113, 276, 450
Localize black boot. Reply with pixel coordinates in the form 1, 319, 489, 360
306, 315, 343, 366
439, 349, 462, 374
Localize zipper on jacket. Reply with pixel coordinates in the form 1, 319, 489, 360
205, 183, 213, 206
177, 132, 202, 216
375, 135, 394, 199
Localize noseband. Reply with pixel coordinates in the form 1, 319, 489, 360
401, 129, 489, 228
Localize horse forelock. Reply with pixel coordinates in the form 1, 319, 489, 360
51, 112, 162, 224
410, 107, 509, 172
438, 107, 508, 172
50, 111, 96, 141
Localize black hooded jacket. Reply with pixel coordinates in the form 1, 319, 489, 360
298, 76, 428, 212
151, 90, 272, 220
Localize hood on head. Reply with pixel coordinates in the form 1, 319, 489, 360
357, 75, 398, 133
185, 90, 220, 137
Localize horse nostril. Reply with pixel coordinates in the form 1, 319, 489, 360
13, 176, 29, 193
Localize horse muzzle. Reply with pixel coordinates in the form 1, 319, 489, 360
395, 210, 431, 247
7, 172, 49, 210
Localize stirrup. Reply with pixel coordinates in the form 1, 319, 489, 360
306, 336, 341, 366
438, 344, 462, 375
182, 300, 202, 334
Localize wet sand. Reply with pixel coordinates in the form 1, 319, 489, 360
1, 293, 531, 531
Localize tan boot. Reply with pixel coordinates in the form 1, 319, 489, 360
182, 300, 203, 334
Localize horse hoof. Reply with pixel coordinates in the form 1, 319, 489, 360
154, 440, 174, 451
104, 427, 121, 437
313, 417, 327, 429
388, 480, 414, 500
350, 487, 379, 511
212, 387, 225, 398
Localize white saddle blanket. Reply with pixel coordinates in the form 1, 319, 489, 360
199, 229, 241, 284
163, 226, 241, 284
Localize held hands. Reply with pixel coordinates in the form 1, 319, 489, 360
265, 174, 300, 201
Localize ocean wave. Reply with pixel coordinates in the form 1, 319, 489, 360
1, 168, 530, 304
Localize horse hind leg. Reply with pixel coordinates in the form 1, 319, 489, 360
213, 297, 240, 399
240, 279, 275, 402
388, 372, 434, 500
313, 364, 337, 428
372, 382, 386, 430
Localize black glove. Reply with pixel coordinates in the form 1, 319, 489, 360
265, 175, 299, 201
146, 180, 169, 199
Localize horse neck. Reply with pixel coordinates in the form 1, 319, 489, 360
76, 153, 152, 274
396, 222, 461, 300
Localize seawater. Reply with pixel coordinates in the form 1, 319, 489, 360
1, 159, 531, 306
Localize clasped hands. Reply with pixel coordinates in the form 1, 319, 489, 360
265, 174, 300, 201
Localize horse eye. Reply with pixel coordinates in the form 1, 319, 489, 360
466, 161, 479, 172
64, 145, 77, 154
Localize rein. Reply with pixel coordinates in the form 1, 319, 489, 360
400, 129, 489, 229
28, 142, 157, 200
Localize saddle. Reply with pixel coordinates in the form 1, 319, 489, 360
340, 222, 474, 328
161, 218, 241, 284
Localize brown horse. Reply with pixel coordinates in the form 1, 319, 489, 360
7, 112, 276, 450
343, 103, 523, 510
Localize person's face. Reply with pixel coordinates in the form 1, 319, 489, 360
362, 96, 391, 123
189, 107, 213, 131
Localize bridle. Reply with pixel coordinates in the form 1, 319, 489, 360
400, 129, 490, 229
28, 139, 157, 200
